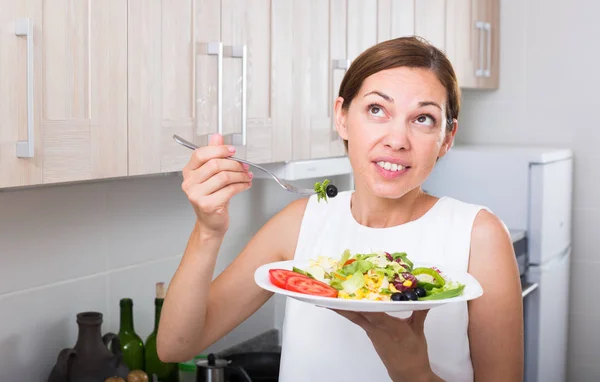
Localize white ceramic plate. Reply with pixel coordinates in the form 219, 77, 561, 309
254, 259, 484, 312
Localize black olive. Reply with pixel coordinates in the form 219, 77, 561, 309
325, 184, 338, 198
391, 292, 408, 301
403, 290, 419, 301
415, 286, 427, 298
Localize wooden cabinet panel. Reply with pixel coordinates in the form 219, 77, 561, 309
377, 0, 415, 43
128, 0, 206, 175
275, 0, 381, 162
0, 0, 127, 188
415, 0, 447, 52
128, 0, 278, 174
0, 1, 42, 188
446, 0, 499, 89
41, 0, 128, 184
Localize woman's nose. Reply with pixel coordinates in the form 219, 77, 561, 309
383, 123, 410, 151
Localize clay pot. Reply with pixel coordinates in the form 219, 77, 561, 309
47, 312, 130, 382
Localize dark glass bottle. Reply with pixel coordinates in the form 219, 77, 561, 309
118, 298, 145, 372
145, 283, 178, 382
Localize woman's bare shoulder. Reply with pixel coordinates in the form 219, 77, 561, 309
251, 197, 310, 261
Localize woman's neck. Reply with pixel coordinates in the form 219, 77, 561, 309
350, 186, 437, 228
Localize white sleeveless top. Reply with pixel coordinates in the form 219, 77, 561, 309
278, 191, 489, 382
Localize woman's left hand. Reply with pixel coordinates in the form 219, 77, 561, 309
332, 309, 441, 382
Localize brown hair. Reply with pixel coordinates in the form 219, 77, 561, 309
338, 36, 460, 150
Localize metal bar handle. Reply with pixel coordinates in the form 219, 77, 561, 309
230, 45, 247, 146
15, 18, 35, 158
521, 282, 539, 298
475, 21, 485, 77
330, 59, 350, 141
484, 22, 491, 77
207, 42, 223, 137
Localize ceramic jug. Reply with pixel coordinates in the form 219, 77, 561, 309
47, 311, 130, 382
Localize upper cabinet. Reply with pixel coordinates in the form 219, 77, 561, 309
128, 0, 281, 176
0, 0, 500, 189
446, 0, 499, 89
377, 0, 500, 90
1, 0, 128, 189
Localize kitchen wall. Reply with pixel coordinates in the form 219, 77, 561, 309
455, 0, 600, 380
0, 171, 351, 381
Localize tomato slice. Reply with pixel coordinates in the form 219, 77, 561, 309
269, 269, 308, 289
285, 276, 338, 298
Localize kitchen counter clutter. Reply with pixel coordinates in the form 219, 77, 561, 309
45, 278, 281, 382
47, 282, 179, 382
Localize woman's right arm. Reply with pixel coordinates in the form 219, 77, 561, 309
156, 134, 308, 362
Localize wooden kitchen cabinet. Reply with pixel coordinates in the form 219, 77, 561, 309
273, 0, 384, 162
446, 0, 499, 89
378, 0, 446, 54
0, 0, 128, 189
128, 0, 281, 175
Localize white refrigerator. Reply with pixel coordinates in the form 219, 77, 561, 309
422, 145, 573, 382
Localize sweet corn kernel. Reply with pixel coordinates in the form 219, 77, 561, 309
403, 280, 412, 287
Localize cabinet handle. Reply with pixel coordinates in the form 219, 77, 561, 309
484, 22, 491, 77
227, 45, 247, 146
15, 18, 35, 158
475, 21, 485, 77
207, 42, 223, 139
330, 59, 350, 141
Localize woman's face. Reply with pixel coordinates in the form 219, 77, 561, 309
334, 67, 457, 199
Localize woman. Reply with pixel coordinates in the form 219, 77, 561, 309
157, 37, 524, 382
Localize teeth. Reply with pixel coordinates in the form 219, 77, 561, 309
377, 161, 405, 172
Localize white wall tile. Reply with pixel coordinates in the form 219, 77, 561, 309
571, 209, 600, 263
568, 260, 600, 316
104, 174, 195, 269
0, 275, 107, 382
567, 312, 600, 381
0, 183, 109, 294
105, 256, 183, 340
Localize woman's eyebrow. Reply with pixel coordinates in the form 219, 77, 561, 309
362, 92, 442, 111
363, 91, 394, 103
418, 101, 442, 110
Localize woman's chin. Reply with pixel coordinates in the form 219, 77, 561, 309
365, 182, 414, 200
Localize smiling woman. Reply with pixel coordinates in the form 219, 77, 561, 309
158, 36, 523, 382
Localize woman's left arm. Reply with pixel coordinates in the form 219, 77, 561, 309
467, 210, 524, 381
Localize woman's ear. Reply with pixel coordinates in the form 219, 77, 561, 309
438, 118, 458, 158
334, 97, 349, 140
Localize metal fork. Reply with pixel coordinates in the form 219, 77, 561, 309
172, 134, 316, 195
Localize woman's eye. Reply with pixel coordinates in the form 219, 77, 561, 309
369, 105, 385, 117
415, 115, 434, 126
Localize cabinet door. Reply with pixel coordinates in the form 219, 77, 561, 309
414, 0, 446, 52
1, 0, 128, 188
128, 0, 217, 175
0, 1, 42, 188
377, 0, 415, 43
445, 0, 478, 88
220, 0, 280, 164
273, 0, 349, 162
446, 0, 498, 90
476, 0, 499, 89
41, 0, 128, 183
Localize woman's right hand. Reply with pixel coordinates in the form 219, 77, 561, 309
181, 134, 253, 237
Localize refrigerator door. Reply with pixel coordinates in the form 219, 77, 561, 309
528, 158, 573, 265
524, 247, 571, 382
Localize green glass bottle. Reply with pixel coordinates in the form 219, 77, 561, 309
145, 282, 178, 382
117, 298, 145, 372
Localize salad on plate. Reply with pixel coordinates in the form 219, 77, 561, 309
268, 250, 465, 302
